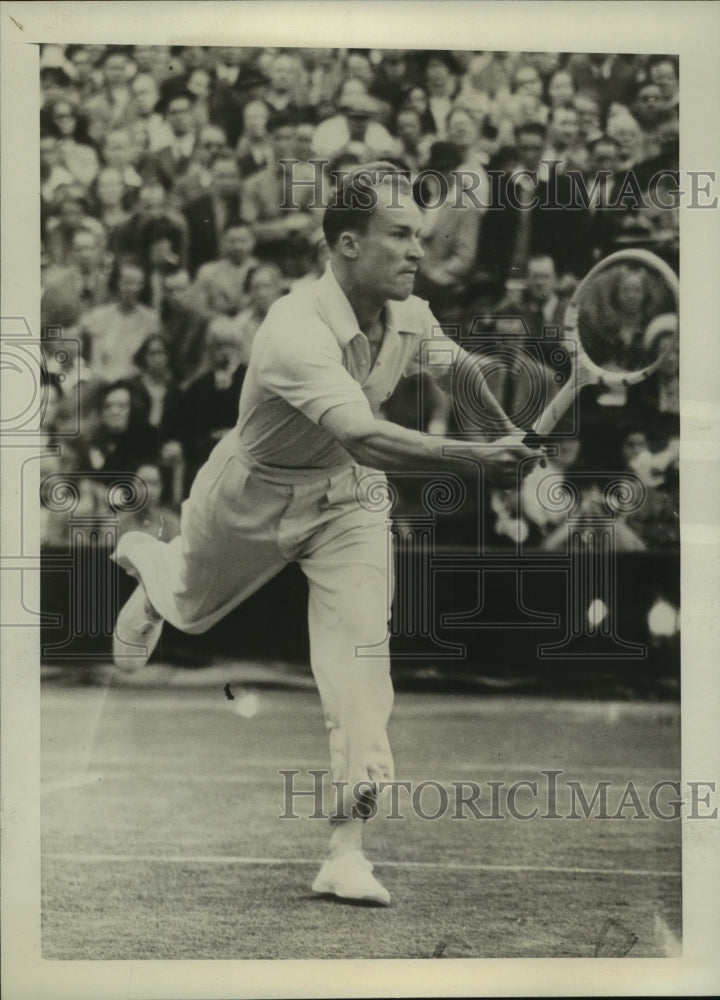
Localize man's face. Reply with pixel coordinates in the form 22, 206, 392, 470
52, 102, 77, 137
163, 271, 190, 303
650, 61, 678, 101
102, 388, 131, 432
574, 96, 601, 137
224, 227, 255, 263
97, 167, 125, 205
166, 98, 194, 137
527, 260, 556, 300
352, 187, 425, 302
270, 125, 297, 161
514, 66, 542, 98
516, 131, 545, 171
117, 266, 144, 304
426, 58, 450, 89
592, 140, 620, 174
446, 109, 477, 149
243, 100, 269, 138
103, 132, 132, 168
347, 53, 373, 85
212, 160, 240, 197
137, 464, 163, 507
548, 71, 574, 106
198, 128, 226, 164
270, 56, 295, 92
132, 75, 159, 115
72, 232, 98, 269
551, 108, 579, 148
250, 269, 282, 313
104, 55, 128, 88
396, 111, 421, 146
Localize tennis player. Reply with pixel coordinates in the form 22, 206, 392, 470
113, 164, 538, 906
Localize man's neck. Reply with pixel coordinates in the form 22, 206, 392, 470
333, 266, 385, 336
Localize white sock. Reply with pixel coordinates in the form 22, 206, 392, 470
328, 819, 364, 860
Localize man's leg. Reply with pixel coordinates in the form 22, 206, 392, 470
112, 437, 291, 668
299, 493, 394, 904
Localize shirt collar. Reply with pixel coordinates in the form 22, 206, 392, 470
314, 263, 402, 349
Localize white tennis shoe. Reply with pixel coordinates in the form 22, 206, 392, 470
113, 585, 163, 673
312, 851, 391, 906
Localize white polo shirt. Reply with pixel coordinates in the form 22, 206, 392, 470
236, 264, 443, 470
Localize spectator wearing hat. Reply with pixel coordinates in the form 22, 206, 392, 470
241, 111, 323, 278
184, 154, 243, 275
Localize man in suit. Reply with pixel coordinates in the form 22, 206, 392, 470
184, 154, 243, 276
148, 91, 199, 192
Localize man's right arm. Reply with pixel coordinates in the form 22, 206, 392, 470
320, 403, 537, 487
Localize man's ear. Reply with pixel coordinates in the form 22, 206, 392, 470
338, 230, 360, 260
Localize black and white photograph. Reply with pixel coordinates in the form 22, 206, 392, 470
1, 2, 719, 998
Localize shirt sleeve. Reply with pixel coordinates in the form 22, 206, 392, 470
402, 301, 463, 381
255, 302, 375, 426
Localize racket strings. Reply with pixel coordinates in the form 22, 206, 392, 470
575, 262, 678, 376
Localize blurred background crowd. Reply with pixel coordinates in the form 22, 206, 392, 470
38, 44, 679, 554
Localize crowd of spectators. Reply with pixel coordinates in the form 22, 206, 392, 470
39, 44, 679, 553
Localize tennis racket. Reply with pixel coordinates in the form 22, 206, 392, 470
525, 248, 679, 441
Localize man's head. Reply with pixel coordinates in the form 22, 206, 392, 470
649, 58, 678, 103
246, 264, 284, 315
51, 100, 79, 138
243, 99, 270, 140
222, 224, 256, 264
513, 64, 542, 98
135, 333, 170, 377
549, 106, 580, 149
131, 73, 160, 116
526, 256, 557, 301
323, 163, 424, 303
162, 268, 191, 305
164, 92, 195, 137
197, 125, 227, 165
269, 53, 298, 93
96, 166, 125, 207
267, 111, 299, 161
116, 262, 145, 307
396, 107, 422, 148
101, 49, 130, 88
71, 229, 102, 271
103, 129, 133, 169
207, 316, 243, 370
573, 91, 602, 140
346, 51, 374, 86
548, 70, 575, 107
135, 462, 164, 508
445, 106, 478, 153
514, 123, 547, 171
211, 155, 240, 198
589, 134, 621, 174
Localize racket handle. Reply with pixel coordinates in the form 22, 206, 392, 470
529, 378, 580, 439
